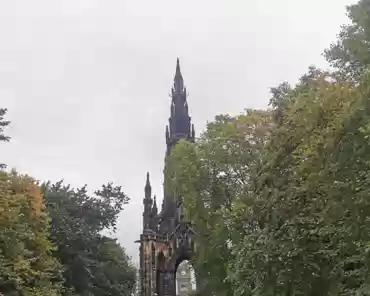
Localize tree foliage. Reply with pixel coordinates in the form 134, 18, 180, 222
166, 1, 370, 295
4, 1, 370, 295
0, 176, 137, 296
0, 108, 10, 169
324, 0, 370, 81
0, 170, 63, 296
42, 181, 136, 296
165, 111, 273, 296
229, 70, 370, 296
167, 70, 370, 295
0, 108, 10, 143
0, 106, 136, 296
0, 108, 63, 295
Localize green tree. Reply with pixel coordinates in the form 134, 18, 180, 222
0, 171, 63, 296
165, 110, 272, 296
0, 108, 10, 169
89, 237, 136, 296
324, 0, 370, 80
0, 108, 10, 143
42, 181, 136, 296
166, 1, 370, 295
167, 67, 370, 295
228, 70, 370, 296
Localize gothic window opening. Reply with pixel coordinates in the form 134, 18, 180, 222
175, 260, 196, 296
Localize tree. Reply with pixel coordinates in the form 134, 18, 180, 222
0, 108, 10, 143
0, 105, 136, 295
0, 108, 10, 169
165, 110, 272, 296
228, 70, 370, 296
0, 171, 63, 296
89, 237, 136, 296
324, 0, 370, 81
167, 66, 370, 295
42, 181, 136, 296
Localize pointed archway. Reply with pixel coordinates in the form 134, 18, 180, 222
176, 260, 196, 296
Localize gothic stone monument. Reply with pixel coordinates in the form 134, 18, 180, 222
136, 59, 198, 296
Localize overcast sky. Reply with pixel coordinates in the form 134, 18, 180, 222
0, 0, 357, 265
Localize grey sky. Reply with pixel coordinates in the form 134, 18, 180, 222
0, 0, 356, 264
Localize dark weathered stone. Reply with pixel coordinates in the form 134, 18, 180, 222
136, 59, 197, 296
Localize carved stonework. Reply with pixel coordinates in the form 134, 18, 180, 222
137, 59, 197, 296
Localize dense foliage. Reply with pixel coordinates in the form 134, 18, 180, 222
2, 1, 370, 295
0, 171, 63, 296
0, 108, 10, 170
166, 1, 370, 295
324, 0, 370, 81
42, 181, 136, 296
165, 111, 272, 296
0, 109, 136, 296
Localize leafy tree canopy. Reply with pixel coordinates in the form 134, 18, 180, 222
0, 108, 10, 169
42, 181, 136, 296
165, 110, 273, 296
0, 170, 63, 296
324, 0, 370, 81
229, 68, 370, 296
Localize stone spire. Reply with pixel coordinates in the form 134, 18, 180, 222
143, 172, 153, 230
166, 58, 195, 156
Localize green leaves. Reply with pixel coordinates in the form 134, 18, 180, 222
228, 70, 370, 295
324, 0, 370, 81
166, 110, 273, 296
0, 103, 136, 296
0, 108, 10, 143
42, 181, 136, 296
0, 108, 10, 170
166, 67, 370, 295
0, 171, 63, 296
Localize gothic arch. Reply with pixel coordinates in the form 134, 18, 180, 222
175, 259, 197, 296
170, 246, 194, 273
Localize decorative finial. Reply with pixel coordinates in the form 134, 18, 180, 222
166, 125, 170, 143
146, 172, 150, 185
173, 58, 184, 94
175, 58, 182, 77
152, 195, 158, 214
145, 172, 152, 199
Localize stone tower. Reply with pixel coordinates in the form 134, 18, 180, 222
137, 59, 197, 296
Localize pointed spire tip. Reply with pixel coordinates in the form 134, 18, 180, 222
173, 57, 184, 93
146, 172, 150, 185
176, 58, 181, 73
